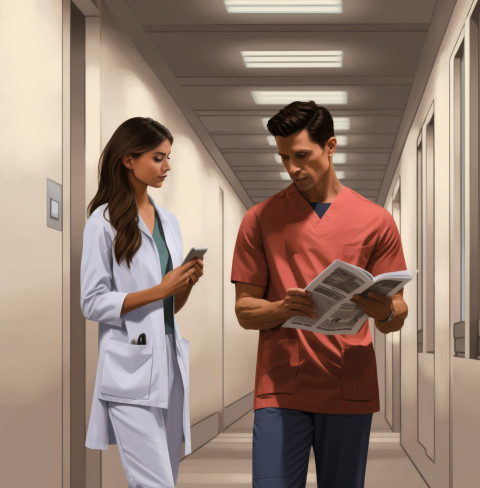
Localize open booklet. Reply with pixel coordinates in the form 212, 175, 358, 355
282, 260, 415, 335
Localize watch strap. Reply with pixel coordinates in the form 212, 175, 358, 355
379, 303, 395, 323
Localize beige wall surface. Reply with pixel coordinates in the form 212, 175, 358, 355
97, 0, 255, 424
94, 6, 256, 486
384, 1, 479, 486
223, 196, 258, 406
0, 1, 254, 487
0, 1, 64, 487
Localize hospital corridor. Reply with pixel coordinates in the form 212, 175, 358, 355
2, 0, 480, 487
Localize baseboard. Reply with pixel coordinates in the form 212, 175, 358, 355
223, 391, 254, 430
191, 411, 220, 452
182, 391, 255, 458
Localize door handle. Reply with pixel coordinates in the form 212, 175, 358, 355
453, 321, 465, 358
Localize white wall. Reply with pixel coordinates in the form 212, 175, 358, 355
384, 1, 480, 485
0, 1, 64, 487
95, 5, 257, 487
98, 0, 256, 422
0, 1, 257, 487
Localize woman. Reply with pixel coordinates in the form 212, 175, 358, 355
80, 117, 204, 488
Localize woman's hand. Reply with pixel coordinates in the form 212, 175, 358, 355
173, 258, 204, 313
120, 259, 204, 315
159, 258, 204, 299
186, 258, 204, 286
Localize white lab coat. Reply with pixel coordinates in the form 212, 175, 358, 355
80, 196, 191, 455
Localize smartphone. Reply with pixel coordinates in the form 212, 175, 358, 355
182, 247, 208, 265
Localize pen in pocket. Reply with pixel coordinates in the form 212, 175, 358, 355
130, 333, 147, 345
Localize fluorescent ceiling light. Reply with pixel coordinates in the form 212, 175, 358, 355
336, 135, 348, 146
242, 51, 343, 68
334, 117, 350, 130
267, 135, 276, 146
332, 153, 347, 164
274, 154, 282, 163
225, 1, 342, 14
252, 91, 347, 105
336, 170, 345, 179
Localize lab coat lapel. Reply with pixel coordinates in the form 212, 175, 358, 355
137, 215, 153, 239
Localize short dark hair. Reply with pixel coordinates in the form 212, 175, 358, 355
266, 101, 335, 148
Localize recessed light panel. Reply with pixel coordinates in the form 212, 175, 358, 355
332, 153, 347, 164
253, 91, 347, 105
333, 117, 350, 131
267, 135, 276, 146
242, 51, 343, 68
225, 0, 343, 14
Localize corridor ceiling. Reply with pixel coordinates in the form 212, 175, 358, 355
104, 0, 456, 208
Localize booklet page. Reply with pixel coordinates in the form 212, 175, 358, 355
282, 260, 414, 335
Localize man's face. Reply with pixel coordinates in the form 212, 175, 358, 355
276, 128, 337, 196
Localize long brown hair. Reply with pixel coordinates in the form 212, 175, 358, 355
87, 117, 174, 268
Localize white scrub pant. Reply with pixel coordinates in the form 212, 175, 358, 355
107, 333, 184, 488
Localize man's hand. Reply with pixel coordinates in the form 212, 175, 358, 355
234, 283, 318, 331
351, 289, 408, 334
281, 288, 317, 321
351, 292, 392, 322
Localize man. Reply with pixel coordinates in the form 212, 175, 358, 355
231, 101, 408, 488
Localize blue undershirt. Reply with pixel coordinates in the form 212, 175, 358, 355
309, 201, 331, 219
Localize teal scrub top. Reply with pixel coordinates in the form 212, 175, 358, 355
152, 211, 174, 334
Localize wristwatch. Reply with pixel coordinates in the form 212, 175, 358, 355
379, 304, 395, 323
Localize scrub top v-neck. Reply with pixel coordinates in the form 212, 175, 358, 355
152, 211, 174, 334
309, 201, 331, 219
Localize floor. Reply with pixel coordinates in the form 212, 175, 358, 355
176, 411, 428, 488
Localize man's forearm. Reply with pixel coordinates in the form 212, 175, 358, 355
235, 297, 285, 330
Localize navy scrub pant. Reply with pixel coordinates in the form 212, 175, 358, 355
252, 408, 373, 488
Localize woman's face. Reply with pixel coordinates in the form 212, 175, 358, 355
124, 139, 172, 189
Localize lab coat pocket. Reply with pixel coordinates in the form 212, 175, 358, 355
341, 344, 378, 401
256, 337, 300, 395
342, 245, 373, 269
100, 340, 153, 400
178, 338, 190, 392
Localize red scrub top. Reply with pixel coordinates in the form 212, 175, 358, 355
231, 184, 407, 414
